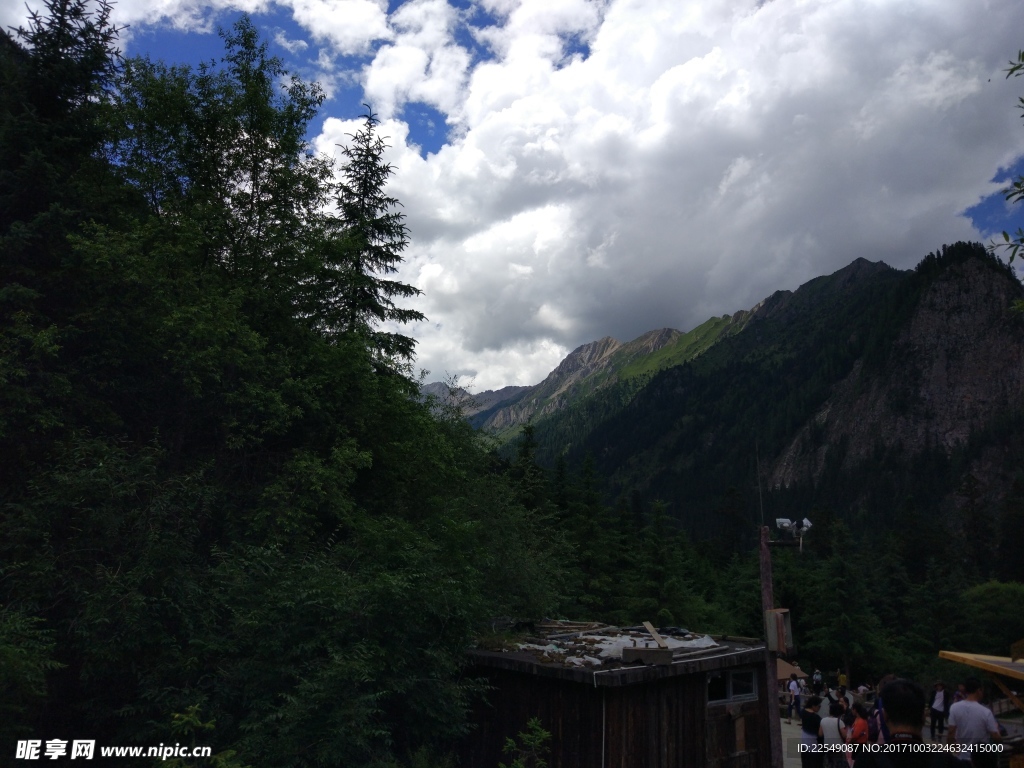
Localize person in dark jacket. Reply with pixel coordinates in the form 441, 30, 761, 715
800, 695, 824, 768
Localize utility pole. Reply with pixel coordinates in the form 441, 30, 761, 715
760, 525, 784, 768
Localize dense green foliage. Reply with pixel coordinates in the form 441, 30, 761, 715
0, 5, 563, 764
513, 243, 1024, 686
498, 718, 550, 768
507, 439, 1024, 688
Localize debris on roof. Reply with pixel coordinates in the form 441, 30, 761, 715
506, 619, 723, 670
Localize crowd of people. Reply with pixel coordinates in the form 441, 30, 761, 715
787, 670, 1005, 767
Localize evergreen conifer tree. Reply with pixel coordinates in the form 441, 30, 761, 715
333, 109, 425, 364
1, 11, 568, 763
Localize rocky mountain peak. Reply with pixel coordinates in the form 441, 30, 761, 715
770, 252, 1024, 488
470, 329, 691, 433
620, 328, 681, 356
551, 336, 622, 376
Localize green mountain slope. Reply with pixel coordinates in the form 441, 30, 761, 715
525, 245, 1024, 543
469, 307, 753, 438
524, 257, 896, 462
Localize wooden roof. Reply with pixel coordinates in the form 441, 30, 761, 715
938, 651, 1024, 682
468, 640, 766, 687
777, 659, 808, 680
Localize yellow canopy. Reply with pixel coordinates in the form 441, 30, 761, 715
938, 650, 1024, 683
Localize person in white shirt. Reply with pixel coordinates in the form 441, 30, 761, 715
929, 681, 949, 740
787, 673, 801, 724
947, 677, 1000, 767
818, 702, 848, 768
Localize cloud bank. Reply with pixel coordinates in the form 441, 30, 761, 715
5, 0, 1024, 389
375, 0, 1024, 388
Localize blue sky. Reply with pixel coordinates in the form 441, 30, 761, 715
120, 8, 455, 154
963, 157, 1024, 239
4, 0, 1024, 388
114, 0, 519, 156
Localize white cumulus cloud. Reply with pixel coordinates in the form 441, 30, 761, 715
5, 0, 1024, 391
361, 0, 1024, 389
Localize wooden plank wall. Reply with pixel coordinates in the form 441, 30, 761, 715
604, 675, 707, 768
461, 667, 603, 768
461, 668, 711, 768
706, 701, 765, 767
704, 665, 771, 768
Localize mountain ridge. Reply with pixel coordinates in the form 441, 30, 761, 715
770, 253, 1024, 488
439, 244, 1024, 544
440, 256, 894, 438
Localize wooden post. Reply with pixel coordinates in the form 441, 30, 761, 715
760, 525, 784, 768
642, 621, 668, 648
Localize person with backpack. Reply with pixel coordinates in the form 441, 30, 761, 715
821, 683, 845, 723
874, 674, 897, 743
867, 704, 883, 745
853, 679, 962, 767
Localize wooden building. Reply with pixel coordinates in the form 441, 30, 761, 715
462, 623, 772, 768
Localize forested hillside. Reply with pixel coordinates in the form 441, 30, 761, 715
3, 2, 1024, 765
480, 245, 1024, 691
0, 5, 564, 765
519, 249, 1024, 549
